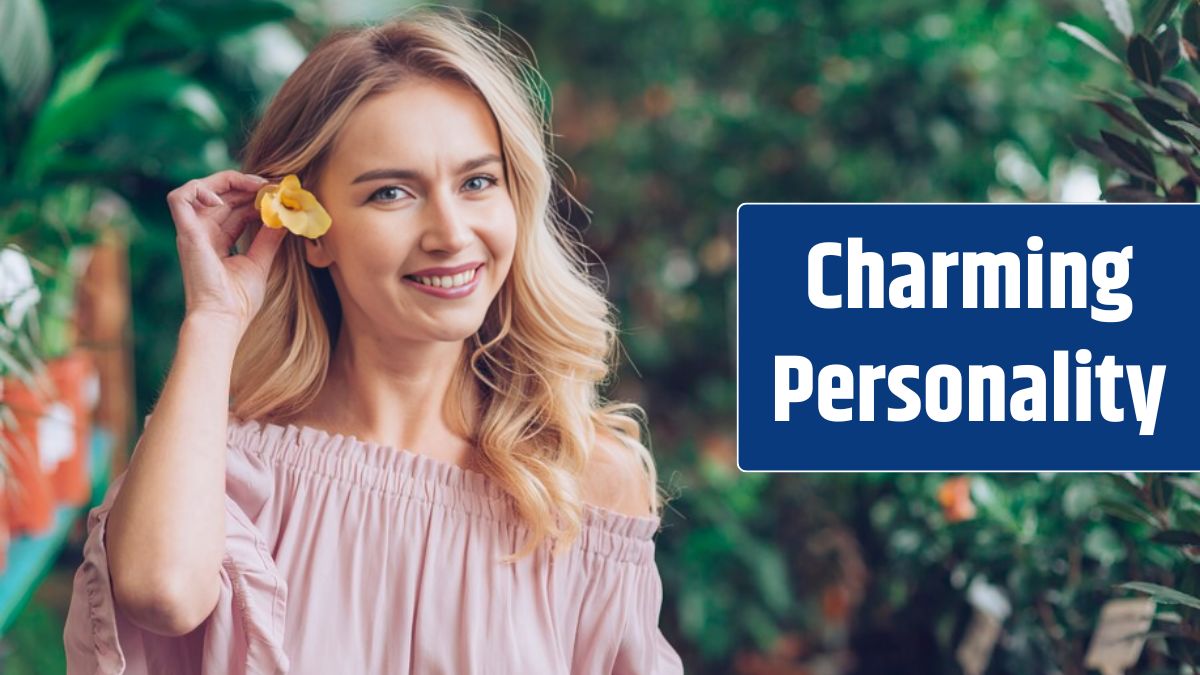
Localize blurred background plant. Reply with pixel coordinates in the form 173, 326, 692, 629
1061, 0, 1200, 201
3, 0, 1196, 673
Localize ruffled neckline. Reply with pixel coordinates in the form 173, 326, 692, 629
226, 415, 664, 547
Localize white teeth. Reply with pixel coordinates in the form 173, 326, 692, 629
414, 267, 476, 289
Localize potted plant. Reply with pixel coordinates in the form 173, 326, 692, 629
0, 243, 55, 537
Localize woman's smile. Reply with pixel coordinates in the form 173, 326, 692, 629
402, 262, 484, 298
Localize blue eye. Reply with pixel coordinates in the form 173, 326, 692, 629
369, 186, 408, 203
464, 175, 499, 192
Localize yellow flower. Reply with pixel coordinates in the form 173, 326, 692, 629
255, 174, 332, 239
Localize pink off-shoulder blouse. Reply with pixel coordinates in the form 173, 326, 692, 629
63, 414, 684, 674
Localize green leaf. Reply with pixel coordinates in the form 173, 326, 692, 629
1104, 184, 1164, 201
40, 2, 147, 113
1160, 76, 1200, 105
1119, 581, 1200, 610
1101, 497, 1163, 525
1177, 508, 1200, 531
1082, 84, 1136, 105
1101, 130, 1158, 180
1186, 1, 1200, 39
1142, 0, 1181, 34
147, 2, 294, 43
1166, 476, 1200, 501
1154, 26, 1181, 70
1151, 529, 1200, 546
1072, 132, 1126, 166
1184, 3, 1200, 62
1089, 98, 1158, 140
1129, 34, 1164, 85
1133, 96, 1188, 140
0, 0, 52, 110
1072, 133, 1158, 182
1167, 176, 1197, 201
1058, 22, 1124, 65
21, 68, 217, 181
1104, 0, 1135, 37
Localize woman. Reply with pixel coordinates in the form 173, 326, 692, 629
64, 8, 683, 674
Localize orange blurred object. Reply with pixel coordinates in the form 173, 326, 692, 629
2, 372, 56, 534
937, 475, 976, 523
47, 352, 97, 505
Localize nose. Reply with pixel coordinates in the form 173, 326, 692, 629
420, 188, 473, 254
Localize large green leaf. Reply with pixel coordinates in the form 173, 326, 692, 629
39, 2, 147, 113
146, 1, 294, 44
0, 0, 52, 110
20, 68, 220, 181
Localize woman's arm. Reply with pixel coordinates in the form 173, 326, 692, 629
103, 313, 240, 636
103, 170, 286, 637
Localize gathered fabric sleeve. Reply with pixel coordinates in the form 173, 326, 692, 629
569, 509, 685, 675
612, 554, 684, 675
63, 414, 290, 674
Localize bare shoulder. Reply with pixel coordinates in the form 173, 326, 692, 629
580, 428, 656, 519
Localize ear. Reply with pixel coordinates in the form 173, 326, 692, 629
304, 237, 334, 269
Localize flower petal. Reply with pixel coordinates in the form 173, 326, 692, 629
260, 197, 285, 229
276, 205, 319, 237
255, 184, 279, 211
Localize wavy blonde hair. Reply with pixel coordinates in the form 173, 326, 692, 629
229, 7, 663, 559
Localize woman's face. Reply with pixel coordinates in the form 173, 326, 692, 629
307, 78, 517, 343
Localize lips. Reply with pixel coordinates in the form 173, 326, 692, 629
404, 261, 483, 278
402, 264, 482, 298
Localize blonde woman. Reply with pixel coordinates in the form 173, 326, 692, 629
64, 8, 683, 674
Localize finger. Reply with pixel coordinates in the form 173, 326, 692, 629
166, 180, 206, 236
246, 223, 289, 272
203, 170, 271, 197
197, 186, 224, 208
200, 192, 257, 227
216, 203, 262, 247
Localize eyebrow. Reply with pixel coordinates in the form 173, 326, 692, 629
350, 153, 503, 185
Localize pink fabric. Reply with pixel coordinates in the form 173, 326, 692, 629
64, 414, 684, 674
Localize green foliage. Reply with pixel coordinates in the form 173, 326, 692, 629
1063, 0, 1200, 201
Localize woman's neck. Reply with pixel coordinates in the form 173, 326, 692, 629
284, 327, 479, 469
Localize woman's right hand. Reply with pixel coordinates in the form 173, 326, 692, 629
166, 170, 290, 334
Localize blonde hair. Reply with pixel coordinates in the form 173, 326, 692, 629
230, 6, 663, 559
